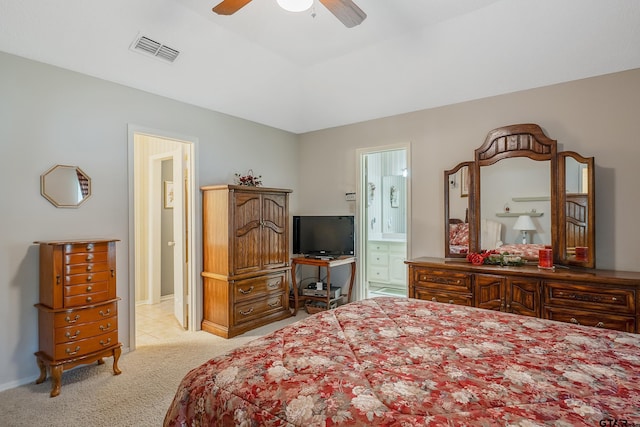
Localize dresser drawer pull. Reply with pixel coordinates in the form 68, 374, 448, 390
595, 322, 605, 328
65, 315, 81, 324
87, 285, 93, 292
240, 307, 254, 316
99, 309, 111, 317
86, 254, 94, 261
86, 296, 93, 303
66, 346, 81, 355
238, 286, 254, 295
86, 265, 93, 272
612, 297, 618, 302
431, 297, 437, 302
86, 243, 94, 251
86, 275, 93, 282
65, 330, 81, 339
99, 338, 112, 347
99, 323, 112, 331
449, 300, 454, 304
268, 301, 281, 308
570, 318, 581, 325
267, 281, 280, 288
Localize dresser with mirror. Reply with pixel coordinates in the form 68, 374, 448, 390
407, 123, 640, 332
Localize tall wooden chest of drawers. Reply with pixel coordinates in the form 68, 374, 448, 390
34, 239, 122, 397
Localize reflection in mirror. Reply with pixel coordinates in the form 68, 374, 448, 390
445, 163, 471, 258
41, 165, 91, 208
561, 153, 595, 268
480, 157, 550, 257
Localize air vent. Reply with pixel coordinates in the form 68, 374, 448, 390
130, 35, 180, 63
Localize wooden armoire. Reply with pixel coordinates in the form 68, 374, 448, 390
201, 185, 292, 338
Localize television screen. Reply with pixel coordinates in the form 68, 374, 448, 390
293, 215, 355, 256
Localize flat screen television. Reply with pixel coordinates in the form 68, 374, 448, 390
293, 215, 355, 257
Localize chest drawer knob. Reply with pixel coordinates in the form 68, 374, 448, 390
87, 285, 93, 292
86, 243, 94, 251
86, 275, 93, 282
65, 330, 81, 339
86, 296, 93, 303
240, 307, 254, 316
86, 254, 94, 261
86, 265, 93, 272
238, 286, 254, 295
65, 315, 80, 324
66, 346, 81, 355
99, 309, 111, 317
99, 323, 112, 331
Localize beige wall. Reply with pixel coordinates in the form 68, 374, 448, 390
298, 68, 640, 272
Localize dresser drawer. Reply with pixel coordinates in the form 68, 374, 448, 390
54, 301, 118, 327
64, 242, 110, 254
233, 273, 287, 302
65, 251, 109, 266
54, 330, 119, 360
65, 261, 110, 275
544, 282, 635, 314
64, 270, 111, 285
64, 280, 109, 297
413, 288, 473, 306
64, 290, 110, 307
544, 306, 636, 333
55, 316, 117, 343
412, 268, 472, 292
368, 266, 389, 282
234, 294, 286, 324
369, 251, 389, 266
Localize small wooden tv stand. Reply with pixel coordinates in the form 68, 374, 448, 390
291, 256, 356, 315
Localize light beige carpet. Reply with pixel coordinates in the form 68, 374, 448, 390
0, 314, 307, 427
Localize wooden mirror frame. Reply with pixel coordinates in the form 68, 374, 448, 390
444, 123, 596, 269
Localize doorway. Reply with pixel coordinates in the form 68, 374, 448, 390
128, 126, 197, 349
356, 145, 410, 299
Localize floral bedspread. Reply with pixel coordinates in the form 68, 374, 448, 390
164, 297, 640, 426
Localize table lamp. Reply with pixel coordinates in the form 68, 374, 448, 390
513, 215, 536, 244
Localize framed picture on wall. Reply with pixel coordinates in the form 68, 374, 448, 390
164, 181, 174, 209
461, 167, 469, 197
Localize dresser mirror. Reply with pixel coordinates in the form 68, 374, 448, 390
40, 164, 91, 208
444, 124, 595, 268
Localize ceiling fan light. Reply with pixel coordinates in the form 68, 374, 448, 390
277, 0, 313, 13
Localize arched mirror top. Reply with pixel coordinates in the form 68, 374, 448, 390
475, 123, 557, 166
444, 123, 595, 269
40, 164, 92, 208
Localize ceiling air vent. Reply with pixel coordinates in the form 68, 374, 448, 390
131, 35, 180, 63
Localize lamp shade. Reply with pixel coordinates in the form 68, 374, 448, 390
277, 0, 313, 12
513, 215, 536, 231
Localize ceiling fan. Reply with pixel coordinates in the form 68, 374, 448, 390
212, 0, 367, 28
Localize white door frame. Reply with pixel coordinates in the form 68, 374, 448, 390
355, 143, 411, 300
127, 124, 198, 350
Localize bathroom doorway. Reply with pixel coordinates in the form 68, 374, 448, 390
357, 145, 410, 299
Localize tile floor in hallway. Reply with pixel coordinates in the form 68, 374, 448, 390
136, 298, 188, 346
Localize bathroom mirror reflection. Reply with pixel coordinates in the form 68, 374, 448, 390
41, 164, 91, 208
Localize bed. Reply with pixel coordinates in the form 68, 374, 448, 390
164, 297, 640, 426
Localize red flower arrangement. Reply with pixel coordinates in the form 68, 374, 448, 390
235, 169, 263, 187
466, 250, 499, 265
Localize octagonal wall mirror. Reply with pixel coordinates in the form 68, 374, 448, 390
40, 165, 91, 208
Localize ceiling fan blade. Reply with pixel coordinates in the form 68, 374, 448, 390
212, 0, 253, 15
319, 0, 367, 28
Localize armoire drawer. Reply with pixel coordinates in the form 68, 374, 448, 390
233, 273, 287, 302
544, 282, 635, 314
234, 294, 287, 324
55, 316, 117, 343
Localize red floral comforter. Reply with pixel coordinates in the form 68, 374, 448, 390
164, 297, 640, 426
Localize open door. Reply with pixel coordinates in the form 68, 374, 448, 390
171, 148, 188, 328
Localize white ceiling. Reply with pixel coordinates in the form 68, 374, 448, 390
2, 0, 640, 134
